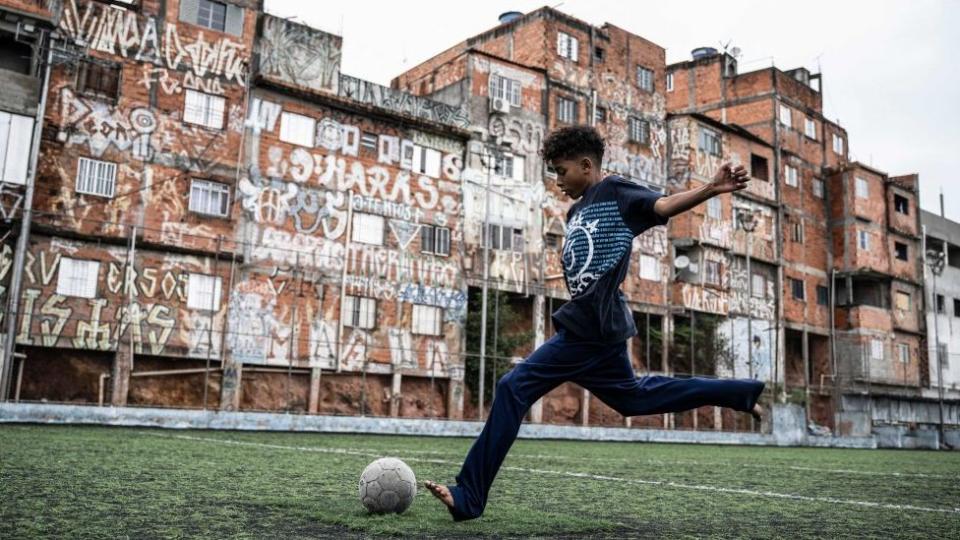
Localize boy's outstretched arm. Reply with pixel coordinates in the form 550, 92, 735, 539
653, 163, 750, 219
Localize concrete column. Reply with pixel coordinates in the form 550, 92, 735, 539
447, 365, 465, 420
389, 372, 402, 417
802, 328, 810, 424
219, 361, 242, 411
110, 340, 132, 406
580, 388, 590, 426
529, 293, 545, 423
308, 368, 322, 413
663, 314, 674, 430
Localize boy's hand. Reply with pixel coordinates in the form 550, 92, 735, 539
709, 163, 750, 194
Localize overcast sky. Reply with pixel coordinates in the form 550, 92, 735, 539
267, 0, 959, 222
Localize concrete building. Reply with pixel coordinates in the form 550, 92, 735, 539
0, 0, 475, 419
920, 210, 960, 430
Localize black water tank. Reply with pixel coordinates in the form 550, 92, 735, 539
691, 47, 719, 60
499, 11, 523, 25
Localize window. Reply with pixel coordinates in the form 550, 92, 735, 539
413, 145, 442, 178
816, 285, 829, 306
0, 111, 33, 185
75, 157, 117, 198
489, 74, 521, 107
858, 230, 870, 250
804, 117, 817, 139
639, 254, 659, 281
352, 213, 384, 245
894, 241, 908, 261
636, 65, 654, 91
750, 154, 768, 181
752, 274, 766, 299
779, 104, 792, 128
493, 153, 515, 178
556, 31, 578, 61
790, 277, 805, 301
812, 179, 824, 199
832, 133, 844, 154
955, 298, 960, 318
791, 220, 804, 243
183, 89, 225, 129
594, 106, 607, 124
666, 72, 674, 92
855, 177, 869, 198
412, 304, 442, 336
698, 128, 721, 157
343, 296, 376, 329
483, 224, 523, 252
187, 273, 223, 311
707, 197, 722, 220
360, 132, 378, 151
593, 46, 605, 62
421, 225, 451, 256
935, 294, 944, 314
705, 260, 721, 286
897, 343, 910, 364
870, 339, 884, 361
196, 0, 226, 32
545, 233, 562, 249
77, 60, 121, 100
937, 343, 949, 369
56, 258, 99, 299
894, 290, 911, 311
189, 179, 230, 217
629, 117, 650, 144
279, 112, 316, 147
894, 194, 909, 215
784, 165, 798, 187
557, 96, 577, 124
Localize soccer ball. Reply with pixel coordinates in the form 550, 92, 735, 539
358, 457, 417, 514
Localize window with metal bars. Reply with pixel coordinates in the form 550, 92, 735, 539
75, 157, 117, 198
77, 60, 121, 100
421, 225, 451, 256
197, 0, 227, 31
629, 117, 650, 144
189, 179, 231, 217
183, 89, 225, 129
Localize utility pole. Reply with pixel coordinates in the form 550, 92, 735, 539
926, 246, 946, 448
737, 208, 758, 431
1, 29, 53, 401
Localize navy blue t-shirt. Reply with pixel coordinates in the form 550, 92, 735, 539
552, 175, 668, 343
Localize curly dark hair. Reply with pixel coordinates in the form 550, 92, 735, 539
541, 125, 605, 165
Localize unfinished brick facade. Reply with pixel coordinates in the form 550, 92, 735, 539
1, 3, 946, 435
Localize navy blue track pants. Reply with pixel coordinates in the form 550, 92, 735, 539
446, 327, 765, 521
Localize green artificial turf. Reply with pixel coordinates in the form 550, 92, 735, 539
1, 424, 958, 538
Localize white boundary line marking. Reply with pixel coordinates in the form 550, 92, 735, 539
157, 436, 951, 480
140, 432, 960, 515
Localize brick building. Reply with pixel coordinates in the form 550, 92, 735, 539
0, 2, 953, 437
0, 0, 474, 418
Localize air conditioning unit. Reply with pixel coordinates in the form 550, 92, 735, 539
490, 96, 511, 114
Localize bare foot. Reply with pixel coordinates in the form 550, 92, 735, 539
424, 481, 455, 509
750, 402, 763, 422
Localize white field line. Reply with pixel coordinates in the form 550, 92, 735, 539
177, 440, 951, 481
140, 432, 960, 515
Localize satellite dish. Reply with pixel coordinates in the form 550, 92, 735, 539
674, 255, 690, 269
730, 46, 742, 58
688, 263, 699, 274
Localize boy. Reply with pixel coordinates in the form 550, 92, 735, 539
426, 125, 764, 521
